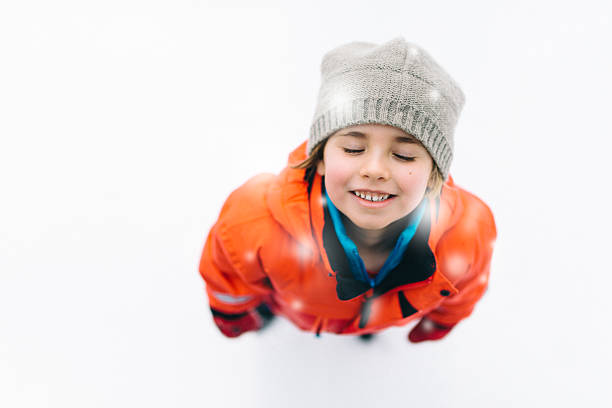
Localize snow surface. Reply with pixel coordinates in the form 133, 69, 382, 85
1, 1, 611, 407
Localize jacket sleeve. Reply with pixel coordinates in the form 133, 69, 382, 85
199, 219, 273, 316
426, 193, 497, 327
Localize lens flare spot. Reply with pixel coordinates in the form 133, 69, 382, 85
327, 87, 352, 110
243, 250, 255, 262
442, 253, 469, 281
291, 299, 303, 310
294, 240, 313, 261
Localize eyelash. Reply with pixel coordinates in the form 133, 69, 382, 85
342, 148, 415, 162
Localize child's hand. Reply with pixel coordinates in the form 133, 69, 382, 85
211, 308, 264, 338
408, 317, 456, 343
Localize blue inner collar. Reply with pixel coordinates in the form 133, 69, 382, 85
324, 190, 427, 288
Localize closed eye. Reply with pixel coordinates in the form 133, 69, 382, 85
343, 148, 415, 162
343, 148, 363, 154
394, 154, 415, 161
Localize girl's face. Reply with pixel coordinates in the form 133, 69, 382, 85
316, 123, 433, 231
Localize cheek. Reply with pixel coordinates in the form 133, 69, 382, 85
324, 161, 353, 188
398, 166, 431, 193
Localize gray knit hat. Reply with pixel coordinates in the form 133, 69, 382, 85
308, 36, 465, 180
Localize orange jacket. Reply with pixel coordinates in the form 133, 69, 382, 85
199, 141, 497, 336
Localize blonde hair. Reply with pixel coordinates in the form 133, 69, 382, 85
291, 138, 445, 200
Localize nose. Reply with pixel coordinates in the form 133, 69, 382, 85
359, 154, 390, 180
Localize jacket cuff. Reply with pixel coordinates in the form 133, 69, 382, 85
423, 313, 461, 328
210, 307, 251, 320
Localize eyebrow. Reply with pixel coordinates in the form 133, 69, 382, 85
339, 131, 419, 144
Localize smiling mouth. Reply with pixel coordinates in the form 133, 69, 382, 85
351, 191, 396, 202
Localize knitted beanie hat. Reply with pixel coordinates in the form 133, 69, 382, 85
308, 36, 465, 180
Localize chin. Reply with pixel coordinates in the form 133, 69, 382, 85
350, 217, 391, 231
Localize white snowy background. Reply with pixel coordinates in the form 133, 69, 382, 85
1, 0, 611, 407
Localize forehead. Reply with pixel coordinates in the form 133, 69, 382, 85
332, 124, 420, 144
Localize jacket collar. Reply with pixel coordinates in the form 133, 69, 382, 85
265, 141, 317, 251
316, 176, 438, 300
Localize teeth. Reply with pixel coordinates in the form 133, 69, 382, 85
353, 191, 390, 202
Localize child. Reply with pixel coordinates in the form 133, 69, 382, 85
199, 37, 497, 343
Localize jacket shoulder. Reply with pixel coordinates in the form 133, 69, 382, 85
215, 173, 278, 252
217, 173, 277, 227
456, 187, 497, 240
435, 185, 497, 283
